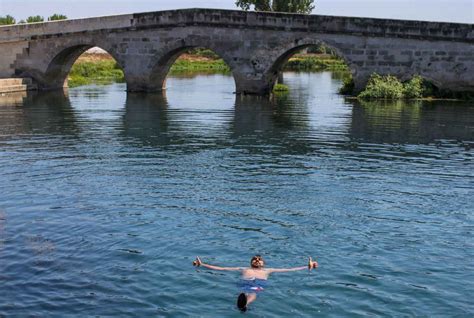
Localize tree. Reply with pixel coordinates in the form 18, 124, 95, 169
0, 15, 16, 25
26, 15, 44, 23
48, 14, 67, 21
236, 0, 315, 14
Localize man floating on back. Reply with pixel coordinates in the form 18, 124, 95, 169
193, 255, 318, 312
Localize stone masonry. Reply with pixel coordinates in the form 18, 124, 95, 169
0, 9, 472, 95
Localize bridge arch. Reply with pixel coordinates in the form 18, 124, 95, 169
264, 39, 357, 94
146, 43, 237, 92
40, 43, 126, 90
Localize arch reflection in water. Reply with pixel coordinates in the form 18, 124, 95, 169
0, 90, 80, 137
117, 89, 315, 155
268, 42, 352, 93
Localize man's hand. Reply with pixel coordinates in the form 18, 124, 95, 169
308, 257, 318, 270
193, 256, 202, 267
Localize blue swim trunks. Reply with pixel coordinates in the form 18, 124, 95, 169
239, 278, 267, 293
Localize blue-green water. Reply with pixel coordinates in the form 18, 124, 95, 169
0, 72, 473, 317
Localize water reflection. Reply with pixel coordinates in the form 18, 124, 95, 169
232, 95, 313, 155
120, 93, 172, 147
1, 81, 473, 150
0, 90, 80, 138
117, 91, 314, 154
350, 99, 474, 145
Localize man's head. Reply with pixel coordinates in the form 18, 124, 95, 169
250, 255, 265, 268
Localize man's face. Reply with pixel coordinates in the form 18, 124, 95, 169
251, 255, 264, 268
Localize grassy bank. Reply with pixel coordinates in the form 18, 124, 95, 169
69, 59, 124, 87
170, 58, 230, 73
68, 52, 348, 87
284, 54, 348, 72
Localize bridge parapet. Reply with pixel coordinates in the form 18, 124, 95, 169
131, 9, 473, 42
0, 14, 133, 42
1, 9, 472, 43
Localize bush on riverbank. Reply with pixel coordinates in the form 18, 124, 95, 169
358, 74, 424, 100
403, 76, 424, 99
273, 83, 290, 95
358, 74, 405, 99
339, 76, 355, 95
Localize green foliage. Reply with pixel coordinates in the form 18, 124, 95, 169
68, 75, 90, 87
68, 60, 125, 87
307, 44, 326, 54
273, 0, 315, 13
403, 75, 423, 99
236, 0, 271, 11
358, 74, 428, 100
68, 57, 231, 88
358, 74, 472, 100
339, 76, 355, 95
187, 48, 220, 60
273, 83, 289, 92
236, 0, 315, 14
170, 59, 230, 73
284, 55, 348, 71
358, 74, 405, 100
26, 15, 45, 23
48, 14, 67, 21
0, 15, 16, 25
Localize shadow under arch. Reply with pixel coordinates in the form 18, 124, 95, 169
41, 45, 126, 91
266, 40, 354, 93
148, 46, 236, 92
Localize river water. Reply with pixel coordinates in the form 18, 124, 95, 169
0, 72, 473, 317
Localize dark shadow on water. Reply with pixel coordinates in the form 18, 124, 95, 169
119, 93, 172, 147
231, 95, 313, 155
0, 90, 80, 137
350, 99, 474, 145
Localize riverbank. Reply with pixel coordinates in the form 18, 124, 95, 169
68, 52, 347, 87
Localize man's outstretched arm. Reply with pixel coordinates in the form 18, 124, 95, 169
193, 256, 243, 271
267, 257, 318, 274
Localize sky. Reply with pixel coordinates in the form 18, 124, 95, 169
0, 0, 472, 23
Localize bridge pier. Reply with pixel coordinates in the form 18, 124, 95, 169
234, 77, 274, 96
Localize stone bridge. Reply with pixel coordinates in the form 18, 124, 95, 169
0, 8, 472, 95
